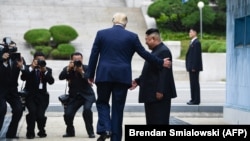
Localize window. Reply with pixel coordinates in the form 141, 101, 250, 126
234, 17, 245, 48
246, 15, 250, 47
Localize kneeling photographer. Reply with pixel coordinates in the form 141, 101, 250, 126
59, 52, 96, 138
20, 52, 54, 139
0, 37, 26, 139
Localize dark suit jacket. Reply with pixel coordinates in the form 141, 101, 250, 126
135, 43, 177, 103
21, 65, 54, 94
0, 57, 26, 92
185, 38, 203, 72
86, 25, 164, 86
59, 64, 96, 103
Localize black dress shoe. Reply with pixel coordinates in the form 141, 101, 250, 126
187, 101, 199, 105
62, 133, 75, 137
26, 134, 35, 139
6, 136, 19, 139
97, 131, 111, 141
37, 131, 47, 138
88, 133, 95, 138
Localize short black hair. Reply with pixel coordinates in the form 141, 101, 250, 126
145, 28, 160, 35
190, 26, 199, 33
70, 52, 83, 59
33, 51, 45, 58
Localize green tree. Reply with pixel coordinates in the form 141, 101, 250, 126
148, 0, 219, 32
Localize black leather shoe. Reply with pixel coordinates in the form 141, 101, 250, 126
62, 133, 75, 137
88, 133, 95, 138
37, 131, 47, 138
187, 101, 199, 105
6, 136, 19, 139
26, 134, 35, 139
97, 131, 111, 141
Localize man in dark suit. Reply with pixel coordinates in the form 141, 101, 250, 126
59, 52, 96, 138
20, 52, 55, 139
0, 37, 25, 139
185, 27, 203, 105
130, 28, 177, 125
86, 13, 172, 141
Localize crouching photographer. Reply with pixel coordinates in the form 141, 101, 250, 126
20, 52, 54, 139
0, 37, 26, 139
59, 52, 96, 138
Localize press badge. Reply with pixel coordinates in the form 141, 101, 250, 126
39, 82, 43, 89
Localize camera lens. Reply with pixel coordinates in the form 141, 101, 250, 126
37, 60, 46, 67
74, 60, 82, 67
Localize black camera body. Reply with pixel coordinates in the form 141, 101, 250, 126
74, 60, 82, 67
37, 59, 46, 67
18, 89, 29, 111
0, 37, 20, 61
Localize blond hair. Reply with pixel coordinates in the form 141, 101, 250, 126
112, 12, 128, 26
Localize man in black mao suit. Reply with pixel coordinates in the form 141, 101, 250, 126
0, 37, 25, 139
185, 27, 203, 105
130, 28, 177, 125
86, 13, 172, 141
21, 52, 55, 139
59, 52, 96, 138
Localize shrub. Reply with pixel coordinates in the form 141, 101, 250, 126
216, 42, 226, 53
24, 29, 51, 46
33, 46, 53, 58
201, 40, 210, 52
201, 40, 219, 52
208, 41, 226, 53
49, 25, 78, 44
51, 44, 75, 59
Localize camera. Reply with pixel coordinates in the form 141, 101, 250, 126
0, 37, 20, 61
18, 89, 29, 111
37, 59, 46, 67
74, 60, 82, 67
10, 53, 21, 61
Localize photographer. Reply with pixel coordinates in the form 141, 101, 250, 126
0, 37, 26, 139
20, 52, 54, 139
59, 52, 96, 138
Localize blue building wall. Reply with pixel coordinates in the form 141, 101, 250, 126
225, 0, 250, 123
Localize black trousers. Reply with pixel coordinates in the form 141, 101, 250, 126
25, 92, 49, 136
144, 99, 171, 125
189, 71, 200, 104
0, 87, 23, 137
0, 95, 7, 132
63, 94, 94, 136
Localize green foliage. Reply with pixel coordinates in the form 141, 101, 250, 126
208, 41, 226, 53
180, 40, 190, 60
51, 44, 75, 59
148, 0, 222, 33
34, 46, 53, 58
23, 29, 51, 46
49, 25, 78, 44
23, 24, 79, 60
201, 40, 219, 52
166, 29, 226, 60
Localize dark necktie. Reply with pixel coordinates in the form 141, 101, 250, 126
36, 69, 40, 83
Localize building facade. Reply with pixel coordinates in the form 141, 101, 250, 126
224, 0, 250, 124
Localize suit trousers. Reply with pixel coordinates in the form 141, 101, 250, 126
144, 99, 171, 125
96, 82, 129, 141
25, 92, 49, 136
189, 71, 200, 104
5, 88, 23, 137
63, 94, 94, 136
0, 95, 7, 132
